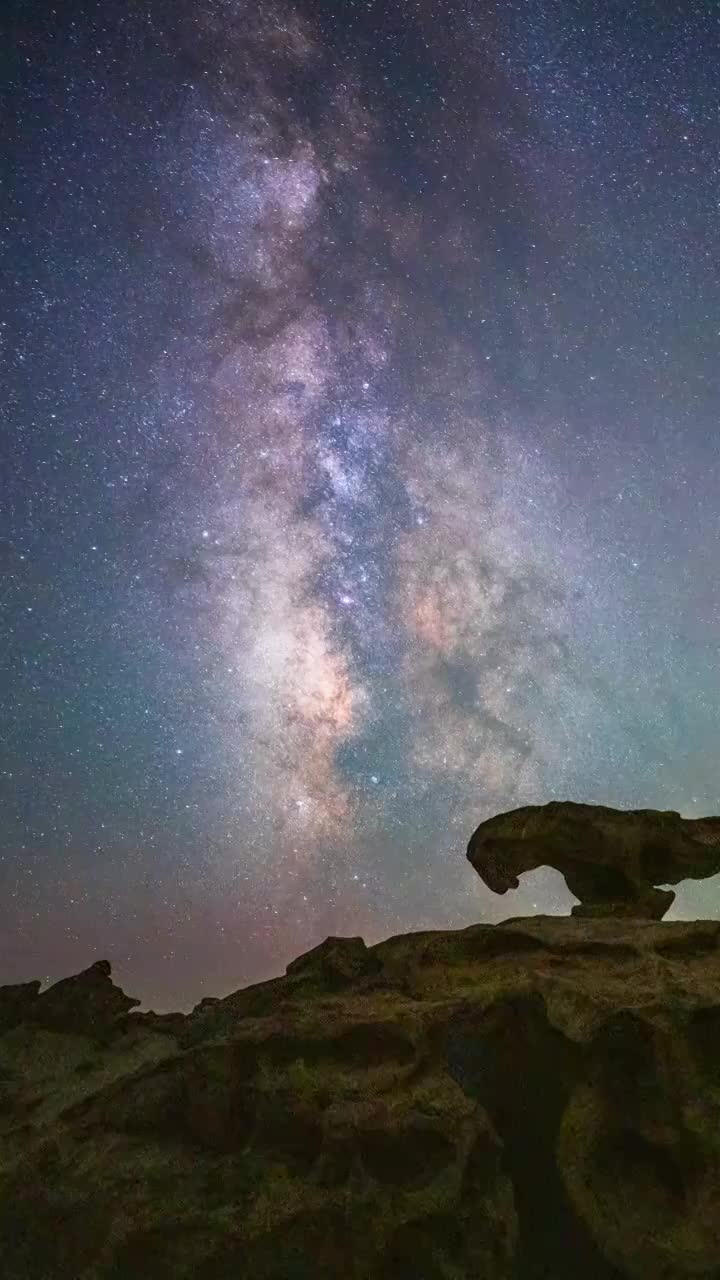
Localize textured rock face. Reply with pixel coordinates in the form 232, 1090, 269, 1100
3, 918, 720, 1275
468, 800, 720, 918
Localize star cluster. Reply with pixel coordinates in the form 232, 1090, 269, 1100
2, 0, 720, 1009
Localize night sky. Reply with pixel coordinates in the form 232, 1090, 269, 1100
3, 1, 720, 1012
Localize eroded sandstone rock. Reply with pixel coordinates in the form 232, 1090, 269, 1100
467, 799, 720, 918
3, 861, 720, 1276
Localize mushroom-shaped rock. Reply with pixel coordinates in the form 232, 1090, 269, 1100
29, 959, 140, 1040
467, 800, 720, 919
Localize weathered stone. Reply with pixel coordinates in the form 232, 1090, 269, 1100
285, 934, 384, 987
3, 814, 720, 1276
467, 800, 720, 918
28, 959, 140, 1041
558, 1008, 720, 1279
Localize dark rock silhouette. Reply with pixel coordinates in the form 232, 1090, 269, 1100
285, 934, 384, 987
0, 960, 140, 1043
3, 807, 720, 1277
0, 980, 41, 1035
468, 799, 720, 918
29, 958, 140, 1042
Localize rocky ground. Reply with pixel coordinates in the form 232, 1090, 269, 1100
2, 914, 720, 1278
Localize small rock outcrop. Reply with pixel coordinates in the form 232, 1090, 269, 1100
3, 806, 720, 1278
285, 934, 384, 987
468, 799, 720, 918
27, 958, 140, 1041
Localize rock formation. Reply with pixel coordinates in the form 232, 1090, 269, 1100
2, 805, 720, 1277
468, 799, 720, 919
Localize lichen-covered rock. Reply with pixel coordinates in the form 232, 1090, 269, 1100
467, 799, 720, 918
3, 910, 720, 1276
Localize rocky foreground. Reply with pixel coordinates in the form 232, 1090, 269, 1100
2, 913, 720, 1279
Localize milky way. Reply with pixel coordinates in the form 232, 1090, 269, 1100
3, 1, 720, 1009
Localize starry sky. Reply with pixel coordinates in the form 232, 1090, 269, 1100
3, 0, 720, 1011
